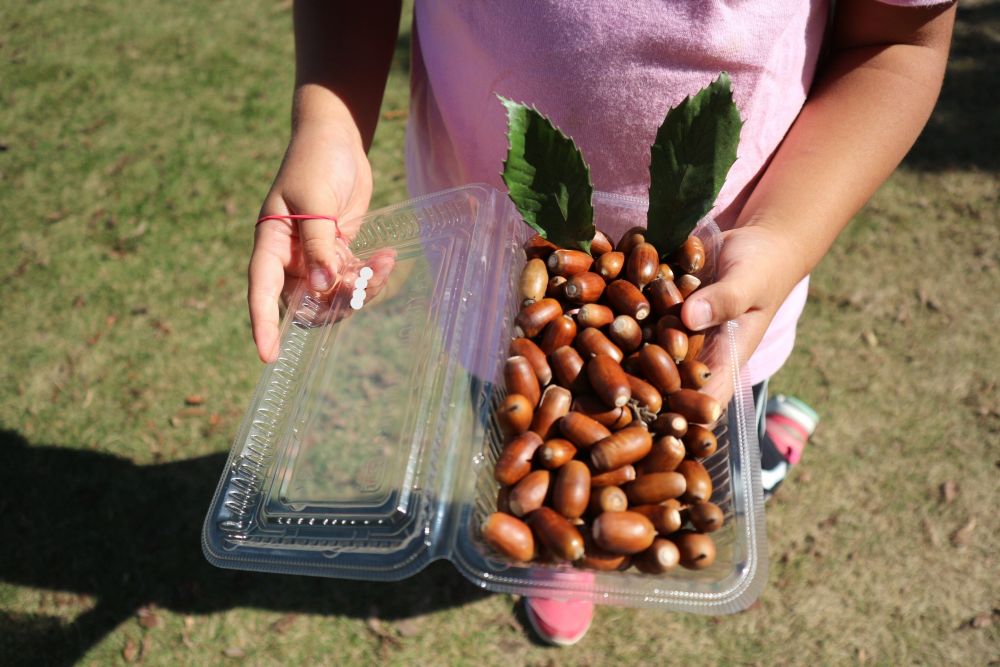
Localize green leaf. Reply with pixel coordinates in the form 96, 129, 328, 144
647, 72, 743, 257
500, 97, 594, 253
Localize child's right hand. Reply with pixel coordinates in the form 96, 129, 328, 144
248, 121, 382, 363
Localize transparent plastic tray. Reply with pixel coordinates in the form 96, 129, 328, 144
202, 184, 767, 613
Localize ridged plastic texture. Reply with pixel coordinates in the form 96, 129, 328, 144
202, 184, 767, 613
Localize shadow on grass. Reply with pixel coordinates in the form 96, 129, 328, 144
904, 2, 1000, 172
0, 429, 490, 666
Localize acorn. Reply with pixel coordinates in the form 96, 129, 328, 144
658, 326, 689, 364
590, 230, 614, 256
539, 315, 578, 354
668, 389, 723, 424
633, 538, 681, 574
494, 432, 543, 485
588, 485, 628, 514
615, 226, 647, 255
591, 425, 654, 471
514, 298, 562, 338
504, 356, 541, 407
651, 412, 688, 438
576, 327, 624, 362
578, 529, 629, 571
586, 355, 632, 408
625, 374, 663, 413
630, 499, 684, 535
547, 249, 593, 277
685, 333, 706, 362
537, 438, 578, 469
519, 258, 548, 305
673, 530, 716, 570
558, 412, 612, 449
647, 278, 684, 316
592, 511, 656, 555
621, 350, 642, 376
510, 337, 552, 386
590, 464, 637, 488
637, 435, 686, 474
679, 360, 712, 389
683, 423, 718, 459
523, 234, 557, 260
626, 242, 659, 289
625, 471, 687, 505
546, 275, 567, 299
676, 274, 701, 299
508, 469, 550, 517
481, 512, 535, 562
674, 236, 705, 274
594, 251, 625, 280
530, 385, 572, 439
564, 271, 606, 304
576, 303, 616, 328
527, 507, 585, 561
496, 485, 511, 514
572, 395, 633, 430
677, 459, 713, 504
549, 345, 586, 392
608, 315, 643, 354
656, 263, 675, 282
553, 460, 591, 520
686, 501, 725, 533
606, 280, 651, 321
638, 344, 681, 395
497, 393, 533, 437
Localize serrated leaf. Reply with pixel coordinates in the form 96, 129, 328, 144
647, 73, 742, 256
500, 97, 594, 252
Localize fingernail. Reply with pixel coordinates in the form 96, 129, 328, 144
309, 267, 332, 291
688, 299, 713, 330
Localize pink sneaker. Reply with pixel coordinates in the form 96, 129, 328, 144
524, 597, 593, 646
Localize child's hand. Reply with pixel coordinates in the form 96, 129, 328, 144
680, 225, 805, 407
248, 122, 379, 363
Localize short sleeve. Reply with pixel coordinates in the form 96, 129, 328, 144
875, 0, 955, 6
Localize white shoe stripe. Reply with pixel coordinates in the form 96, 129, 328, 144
760, 461, 788, 491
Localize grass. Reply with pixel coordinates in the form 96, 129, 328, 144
1, 1, 998, 665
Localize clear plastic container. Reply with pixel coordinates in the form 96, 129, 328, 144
202, 184, 767, 613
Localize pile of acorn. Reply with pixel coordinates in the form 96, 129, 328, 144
481, 227, 726, 574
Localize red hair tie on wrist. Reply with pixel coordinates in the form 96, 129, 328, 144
256, 214, 345, 242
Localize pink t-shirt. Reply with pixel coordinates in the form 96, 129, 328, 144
404, 0, 938, 384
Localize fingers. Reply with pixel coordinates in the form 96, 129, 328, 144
249, 221, 295, 363
300, 217, 350, 292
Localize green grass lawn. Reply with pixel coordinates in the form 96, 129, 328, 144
1, 1, 998, 665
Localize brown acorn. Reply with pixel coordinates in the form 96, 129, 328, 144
590, 464, 637, 488
637, 435, 686, 474
591, 426, 654, 471
575, 327, 624, 362
510, 337, 552, 386
686, 501, 725, 533
504, 356, 541, 407
594, 251, 625, 280
651, 412, 688, 438
481, 512, 535, 562
514, 298, 562, 338
508, 469, 550, 517
658, 326, 689, 364
674, 236, 705, 274
576, 303, 616, 328
527, 507, 585, 561
624, 471, 687, 505
625, 374, 663, 413
588, 485, 628, 514
656, 263, 675, 282
615, 226, 647, 255
673, 530, 716, 570
677, 459, 713, 504
563, 272, 606, 304
549, 345, 586, 392
646, 278, 684, 316
546, 275, 567, 299
553, 460, 591, 520
519, 258, 548, 306
497, 393, 533, 437
547, 249, 593, 277
630, 499, 684, 535
494, 432, 544, 485
539, 315, 578, 354
684, 333, 706, 362
496, 485, 511, 514
537, 438, 578, 469
668, 389, 723, 425
590, 230, 614, 256
606, 280, 651, 321
572, 395, 633, 430
592, 511, 656, 555
676, 274, 701, 299
558, 412, 612, 449
638, 344, 681, 395
633, 538, 682, 574
683, 423, 718, 459
578, 529, 629, 571
523, 234, 557, 260
608, 315, 643, 354
621, 350, 642, 376
586, 355, 632, 408
679, 360, 712, 389
530, 385, 572, 439
626, 242, 659, 289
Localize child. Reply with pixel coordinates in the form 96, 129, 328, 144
247, 0, 955, 646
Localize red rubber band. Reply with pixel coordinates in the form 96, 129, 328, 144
256, 214, 344, 241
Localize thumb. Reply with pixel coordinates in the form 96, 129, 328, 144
680, 274, 756, 332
